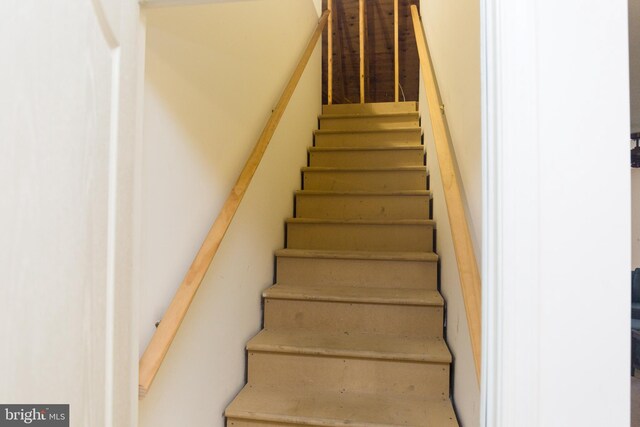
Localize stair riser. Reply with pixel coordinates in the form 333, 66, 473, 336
303, 169, 427, 192
276, 256, 437, 289
314, 130, 421, 148
286, 223, 434, 252
295, 194, 430, 220
248, 352, 449, 399
319, 115, 419, 131
309, 149, 424, 168
322, 101, 418, 115
264, 299, 443, 338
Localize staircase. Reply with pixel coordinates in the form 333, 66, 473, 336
225, 101, 459, 427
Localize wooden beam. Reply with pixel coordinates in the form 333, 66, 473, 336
410, 5, 482, 383
359, 0, 365, 103
328, 0, 333, 104
394, 0, 399, 102
138, 10, 331, 400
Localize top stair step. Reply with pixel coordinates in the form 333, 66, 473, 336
322, 101, 418, 115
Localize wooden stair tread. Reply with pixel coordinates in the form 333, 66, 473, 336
319, 112, 420, 120
301, 166, 426, 172
295, 189, 431, 196
322, 101, 418, 115
226, 385, 458, 427
263, 285, 444, 306
285, 218, 435, 226
248, 329, 452, 363
314, 127, 421, 135
275, 248, 438, 262
309, 146, 424, 152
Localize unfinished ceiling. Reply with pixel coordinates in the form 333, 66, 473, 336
322, 0, 420, 104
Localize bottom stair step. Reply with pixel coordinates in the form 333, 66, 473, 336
225, 385, 459, 427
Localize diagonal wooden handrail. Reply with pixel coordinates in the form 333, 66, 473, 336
138, 10, 330, 400
410, 5, 482, 383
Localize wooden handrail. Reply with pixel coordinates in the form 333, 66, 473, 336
328, 0, 333, 104
359, 0, 365, 103
393, 0, 399, 102
410, 5, 482, 383
138, 9, 330, 400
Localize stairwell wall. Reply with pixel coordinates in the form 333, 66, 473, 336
0, 1, 140, 425
630, 0, 640, 134
418, 0, 482, 425
137, 1, 321, 426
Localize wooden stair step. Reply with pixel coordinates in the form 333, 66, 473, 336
314, 127, 422, 148
274, 249, 438, 289
319, 112, 420, 120
263, 284, 444, 337
285, 218, 434, 252
295, 190, 431, 220
263, 284, 443, 307
302, 166, 428, 192
285, 217, 435, 226
308, 146, 425, 168
318, 112, 420, 131
302, 166, 426, 171
314, 128, 422, 138
275, 248, 439, 262
248, 351, 449, 400
309, 146, 424, 152
247, 329, 451, 363
295, 189, 431, 196
226, 385, 458, 427
322, 101, 418, 115
245, 330, 451, 398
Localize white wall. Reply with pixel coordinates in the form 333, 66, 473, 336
482, 0, 630, 426
137, 1, 321, 426
631, 0, 640, 269
630, 0, 640, 133
418, 1, 482, 425
0, 0, 139, 426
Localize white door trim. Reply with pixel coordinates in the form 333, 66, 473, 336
481, 0, 631, 425
481, 0, 542, 425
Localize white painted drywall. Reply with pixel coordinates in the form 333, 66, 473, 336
417, 1, 482, 425
630, 0, 640, 133
482, 0, 630, 426
137, 1, 321, 426
631, 0, 640, 270
0, 1, 139, 426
